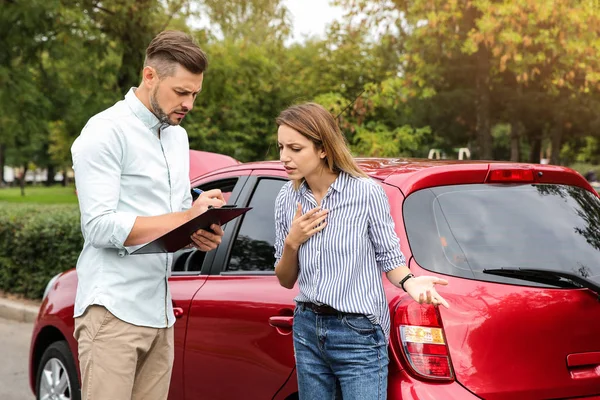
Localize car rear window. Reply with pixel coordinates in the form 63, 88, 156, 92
404, 184, 600, 286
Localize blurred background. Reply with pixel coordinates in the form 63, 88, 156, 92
2, 0, 600, 192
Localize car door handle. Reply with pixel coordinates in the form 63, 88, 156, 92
269, 316, 293, 329
173, 307, 184, 318
567, 352, 600, 380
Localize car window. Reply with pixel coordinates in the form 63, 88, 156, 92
225, 178, 287, 273
404, 184, 600, 285
172, 178, 239, 274
191, 178, 238, 204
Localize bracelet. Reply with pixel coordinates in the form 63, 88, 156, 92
399, 273, 415, 292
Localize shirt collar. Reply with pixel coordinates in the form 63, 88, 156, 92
297, 171, 349, 196
125, 87, 162, 136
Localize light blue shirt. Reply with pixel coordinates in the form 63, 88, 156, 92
71, 88, 192, 328
274, 172, 406, 339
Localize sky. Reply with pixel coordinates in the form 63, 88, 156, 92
283, 0, 345, 43
190, 1, 346, 44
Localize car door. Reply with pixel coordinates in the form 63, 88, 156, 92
167, 173, 248, 400
183, 174, 297, 400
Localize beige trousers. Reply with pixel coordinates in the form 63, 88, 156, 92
74, 305, 174, 400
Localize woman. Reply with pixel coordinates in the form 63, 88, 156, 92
273, 103, 449, 400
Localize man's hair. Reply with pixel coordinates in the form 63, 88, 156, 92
144, 30, 208, 78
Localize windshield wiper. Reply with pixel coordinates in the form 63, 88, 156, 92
483, 268, 600, 301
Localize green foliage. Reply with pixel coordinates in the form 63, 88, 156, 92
0, 204, 82, 299
352, 123, 431, 157
0, 186, 78, 204
336, 0, 600, 163
185, 39, 289, 161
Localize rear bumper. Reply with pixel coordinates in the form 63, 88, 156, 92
389, 370, 481, 399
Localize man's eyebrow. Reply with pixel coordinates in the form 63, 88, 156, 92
174, 87, 201, 95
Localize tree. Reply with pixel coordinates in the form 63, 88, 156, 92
200, 0, 291, 45
336, 0, 600, 162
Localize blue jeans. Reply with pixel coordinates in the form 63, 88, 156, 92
293, 304, 389, 400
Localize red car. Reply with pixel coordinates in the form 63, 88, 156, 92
30, 152, 600, 400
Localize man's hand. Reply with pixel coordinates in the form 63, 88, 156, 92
284, 203, 328, 250
187, 189, 226, 219
190, 223, 224, 251
403, 276, 450, 308
187, 189, 226, 251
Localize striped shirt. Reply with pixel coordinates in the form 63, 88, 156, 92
274, 171, 406, 340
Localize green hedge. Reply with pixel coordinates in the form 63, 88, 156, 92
0, 204, 83, 299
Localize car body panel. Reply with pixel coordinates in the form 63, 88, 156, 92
430, 264, 600, 400
183, 275, 297, 400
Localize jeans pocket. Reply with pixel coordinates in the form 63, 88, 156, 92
342, 314, 376, 335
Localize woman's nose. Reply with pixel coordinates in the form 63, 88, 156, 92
280, 149, 290, 162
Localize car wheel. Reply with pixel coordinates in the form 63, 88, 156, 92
36, 340, 80, 400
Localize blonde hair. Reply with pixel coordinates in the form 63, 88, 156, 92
276, 102, 367, 190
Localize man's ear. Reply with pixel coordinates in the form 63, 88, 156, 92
142, 66, 159, 89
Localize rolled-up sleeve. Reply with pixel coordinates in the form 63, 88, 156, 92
367, 183, 406, 272
71, 119, 137, 250
273, 185, 290, 267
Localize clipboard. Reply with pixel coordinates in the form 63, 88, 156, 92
131, 205, 252, 254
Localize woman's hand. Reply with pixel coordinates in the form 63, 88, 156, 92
285, 203, 328, 250
403, 276, 450, 308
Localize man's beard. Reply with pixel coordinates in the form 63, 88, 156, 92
150, 89, 175, 126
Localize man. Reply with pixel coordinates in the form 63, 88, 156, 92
71, 30, 223, 400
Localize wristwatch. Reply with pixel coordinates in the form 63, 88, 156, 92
399, 273, 415, 292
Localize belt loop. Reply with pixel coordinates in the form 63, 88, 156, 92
301, 302, 306, 311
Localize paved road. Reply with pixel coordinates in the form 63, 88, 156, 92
0, 317, 35, 400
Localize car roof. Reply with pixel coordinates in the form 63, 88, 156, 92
199, 158, 485, 177
188, 150, 240, 180
195, 157, 596, 196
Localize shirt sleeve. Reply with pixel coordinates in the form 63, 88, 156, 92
367, 182, 406, 272
71, 118, 137, 250
273, 184, 291, 267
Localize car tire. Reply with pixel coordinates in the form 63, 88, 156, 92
36, 340, 81, 400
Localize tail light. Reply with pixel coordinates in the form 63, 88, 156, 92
486, 167, 534, 183
394, 297, 454, 381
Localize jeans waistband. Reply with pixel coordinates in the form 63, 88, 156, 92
299, 302, 363, 317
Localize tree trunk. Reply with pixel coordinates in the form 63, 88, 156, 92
20, 164, 28, 196
62, 169, 68, 186
550, 125, 563, 165
510, 120, 521, 162
46, 164, 56, 186
475, 44, 492, 160
529, 133, 542, 164
0, 144, 4, 187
